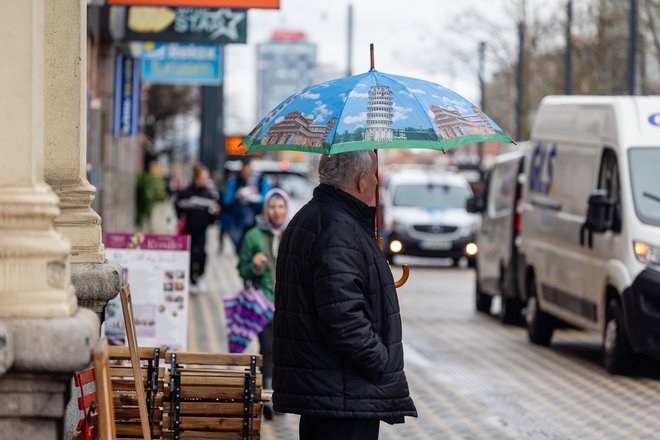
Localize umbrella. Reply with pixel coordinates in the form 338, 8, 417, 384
242, 45, 514, 286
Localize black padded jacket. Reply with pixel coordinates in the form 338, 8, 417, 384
272, 183, 417, 422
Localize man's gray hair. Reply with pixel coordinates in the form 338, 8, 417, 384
318, 150, 374, 188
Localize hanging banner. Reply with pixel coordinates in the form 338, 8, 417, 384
141, 42, 223, 85
112, 54, 141, 137
103, 233, 190, 351
108, 0, 279, 8
125, 6, 247, 44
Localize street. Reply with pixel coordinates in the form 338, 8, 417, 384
194, 227, 660, 440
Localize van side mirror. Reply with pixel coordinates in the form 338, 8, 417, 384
586, 190, 615, 233
466, 196, 485, 214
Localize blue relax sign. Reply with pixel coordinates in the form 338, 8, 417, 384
141, 42, 223, 85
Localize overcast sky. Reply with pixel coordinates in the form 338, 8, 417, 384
223, 0, 565, 134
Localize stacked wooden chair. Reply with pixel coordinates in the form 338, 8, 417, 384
74, 284, 268, 439
107, 346, 165, 439
164, 352, 264, 440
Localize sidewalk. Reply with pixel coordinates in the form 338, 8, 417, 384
189, 225, 300, 438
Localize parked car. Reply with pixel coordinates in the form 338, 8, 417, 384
382, 168, 479, 266
470, 148, 528, 324
520, 96, 660, 374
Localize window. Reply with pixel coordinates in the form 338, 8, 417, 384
597, 148, 621, 231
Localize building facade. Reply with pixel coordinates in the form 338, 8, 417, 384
256, 31, 316, 122
364, 85, 393, 142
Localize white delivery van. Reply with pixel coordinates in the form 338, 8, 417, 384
472, 147, 528, 324
521, 96, 660, 374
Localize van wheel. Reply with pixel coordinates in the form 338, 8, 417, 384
501, 297, 523, 325
475, 275, 492, 314
603, 299, 634, 375
526, 277, 554, 345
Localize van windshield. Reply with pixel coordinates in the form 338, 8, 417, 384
393, 184, 470, 209
629, 148, 660, 227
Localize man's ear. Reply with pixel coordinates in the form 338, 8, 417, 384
356, 173, 366, 194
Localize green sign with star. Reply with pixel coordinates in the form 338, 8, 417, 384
125, 7, 247, 44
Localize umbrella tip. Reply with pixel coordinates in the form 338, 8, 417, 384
370, 43, 375, 70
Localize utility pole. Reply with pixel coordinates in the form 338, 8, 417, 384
515, 0, 526, 141
200, 47, 225, 173
347, 4, 354, 77
565, 0, 573, 95
628, 0, 638, 95
478, 41, 486, 168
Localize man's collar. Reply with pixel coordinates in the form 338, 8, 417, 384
314, 183, 376, 227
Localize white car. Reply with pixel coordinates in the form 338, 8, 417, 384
382, 168, 480, 266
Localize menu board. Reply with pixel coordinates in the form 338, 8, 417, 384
104, 233, 190, 351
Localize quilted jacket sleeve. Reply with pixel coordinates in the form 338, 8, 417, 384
311, 219, 389, 382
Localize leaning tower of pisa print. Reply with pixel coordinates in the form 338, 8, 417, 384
364, 85, 393, 142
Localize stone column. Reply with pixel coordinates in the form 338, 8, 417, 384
0, 0, 77, 319
43, 0, 121, 320
0, 1, 100, 437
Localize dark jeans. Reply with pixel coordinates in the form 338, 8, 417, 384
189, 231, 207, 284
299, 416, 380, 440
259, 322, 274, 385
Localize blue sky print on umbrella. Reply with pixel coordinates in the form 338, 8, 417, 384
243, 70, 511, 154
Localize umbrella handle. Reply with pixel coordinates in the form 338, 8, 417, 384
394, 264, 410, 288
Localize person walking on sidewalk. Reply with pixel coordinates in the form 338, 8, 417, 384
272, 151, 417, 440
176, 163, 219, 294
222, 160, 272, 253
237, 189, 289, 419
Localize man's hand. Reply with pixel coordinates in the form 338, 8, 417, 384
252, 252, 267, 273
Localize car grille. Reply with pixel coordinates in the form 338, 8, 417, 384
412, 225, 457, 234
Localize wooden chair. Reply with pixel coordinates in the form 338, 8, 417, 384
108, 345, 165, 439
165, 352, 264, 440
73, 367, 98, 440
93, 338, 117, 440
119, 284, 153, 440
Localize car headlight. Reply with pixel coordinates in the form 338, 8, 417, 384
392, 221, 407, 233
460, 223, 478, 237
633, 241, 660, 266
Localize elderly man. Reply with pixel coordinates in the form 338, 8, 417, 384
272, 150, 417, 440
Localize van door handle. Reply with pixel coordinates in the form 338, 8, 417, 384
531, 199, 562, 211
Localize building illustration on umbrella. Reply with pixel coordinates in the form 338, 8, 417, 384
365, 85, 393, 142
261, 110, 337, 147
429, 104, 497, 138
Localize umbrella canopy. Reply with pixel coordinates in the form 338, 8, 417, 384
243, 69, 513, 155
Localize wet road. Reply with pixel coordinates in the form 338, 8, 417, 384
195, 231, 660, 439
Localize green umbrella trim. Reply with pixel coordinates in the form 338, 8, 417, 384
242, 133, 514, 155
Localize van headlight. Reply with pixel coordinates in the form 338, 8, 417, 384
633, 241, 660, 266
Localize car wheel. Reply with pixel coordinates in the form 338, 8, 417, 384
603, 298, 635, 375
501, 296, 524, 325
452, 257, 461, 267
475, 273, 492, 314
526, 276, 554, 345
468, 257, 476, 268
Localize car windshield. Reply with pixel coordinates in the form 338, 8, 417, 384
393, 183, 470, 209
628, 148, 660, 227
